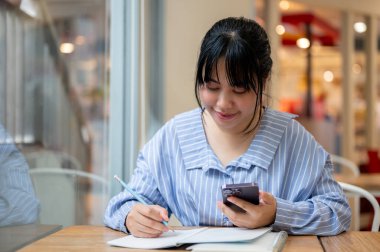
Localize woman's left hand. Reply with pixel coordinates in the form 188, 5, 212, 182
217, 191, 277, 228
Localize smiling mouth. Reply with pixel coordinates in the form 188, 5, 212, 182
215, 111, 237, 120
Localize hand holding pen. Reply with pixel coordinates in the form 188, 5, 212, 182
114, 175, 173, 237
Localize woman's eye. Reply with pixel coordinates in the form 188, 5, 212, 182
205, 83, 219, 91
233, 88, 247, 94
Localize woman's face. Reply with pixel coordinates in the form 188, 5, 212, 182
199, 58, 259, 134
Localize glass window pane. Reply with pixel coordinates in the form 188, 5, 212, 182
0, 0, 110, 228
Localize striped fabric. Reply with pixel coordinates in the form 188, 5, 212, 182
104, 108, 351, 235
0, 124, 39, 226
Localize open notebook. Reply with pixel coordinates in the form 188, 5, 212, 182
107, 227, 276, 249
187, 230, 288, 252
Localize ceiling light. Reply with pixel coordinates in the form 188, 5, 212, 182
276, 25, 285, 35
279, 0, 290, 10
296, 38, 310, 49
60, 43, 75, 54
354, 22, 367, 33
323, 71, 334, 82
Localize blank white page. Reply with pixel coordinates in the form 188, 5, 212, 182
107, 228, 207, 249
187, 231, 288, 252
181, 227, 271, 244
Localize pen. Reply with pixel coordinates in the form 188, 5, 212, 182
113, 175, 172, 231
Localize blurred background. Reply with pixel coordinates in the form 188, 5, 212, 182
0, 0, 379, 230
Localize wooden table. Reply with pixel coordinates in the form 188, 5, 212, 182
0, 224, 62, 252
320, 231, 380, 252
283, 235, 322, 252
19, 225, 323, 252
16, 226, 380, 252
335, 173, 380, 196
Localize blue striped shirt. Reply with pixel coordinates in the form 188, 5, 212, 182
104, 108, 351, 235
0, 124, 40, 226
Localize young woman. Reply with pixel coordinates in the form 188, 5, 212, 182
104, 17, 351, 237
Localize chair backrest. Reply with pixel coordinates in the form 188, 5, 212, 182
29, 168, 109, 226
331, 156, 360, 231
339, 182, 380, 232
331, 154, 360, 176
25, 150, 82, 170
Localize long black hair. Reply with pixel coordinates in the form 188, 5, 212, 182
195, 17, 272, 133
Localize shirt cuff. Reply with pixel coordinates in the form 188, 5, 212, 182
117, 201, 138, 233
272, 197, 294, 232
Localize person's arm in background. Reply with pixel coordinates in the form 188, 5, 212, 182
0, 125, 39, 226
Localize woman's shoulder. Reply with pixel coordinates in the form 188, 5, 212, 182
265, 110, 329, 165
261, 108, 299, 133
169, 108, 203, 129
264, 108, 298, 121
263, 108, 317, 141
154, 108, 203, 138
267, 109, 324, 148
172, 108, 202, 121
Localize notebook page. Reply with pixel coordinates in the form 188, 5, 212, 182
107, 228, 207, 249
187, 231, 288, 252
181, 227, 271, 244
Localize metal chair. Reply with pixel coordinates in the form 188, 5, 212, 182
29, 168, 109, 226
331, 154, 360, 176
339, 182, 380, 232
25, 150, 82, 170
331, 155, 362, 230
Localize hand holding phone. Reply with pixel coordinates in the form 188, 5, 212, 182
221, 183, 259, 212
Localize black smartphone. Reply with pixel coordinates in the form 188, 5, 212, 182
221, 183, 259, 212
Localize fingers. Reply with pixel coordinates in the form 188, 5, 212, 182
217, 192, 277, 229
217, 201, 238, 217
226, 196, 252, 212
227, 193, 274, 209
157, 206, 170, 222
138, 204, 169, 223
132, 221, 164, 238
217, 200, 246, 227
126, 204, 169, 238
134, 209, 169, 231
259, 191, 276, 206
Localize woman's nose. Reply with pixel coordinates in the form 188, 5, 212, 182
217, 92, 233, 109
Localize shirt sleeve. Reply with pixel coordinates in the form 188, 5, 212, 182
104, 127, 170, 233
272, 121, 351, 235
0, 134, 40, 226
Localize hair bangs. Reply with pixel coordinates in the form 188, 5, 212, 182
196, 35, 259, 94
196, 35, 232, 85
224, 39, 259, 93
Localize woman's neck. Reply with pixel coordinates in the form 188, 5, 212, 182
202, 111, 259, 167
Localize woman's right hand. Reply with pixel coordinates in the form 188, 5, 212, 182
125, 203, 170, 237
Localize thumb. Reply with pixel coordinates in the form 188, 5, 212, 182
161, 209, 169, 222
259, 191, 275, 205
153, 205, 169, 221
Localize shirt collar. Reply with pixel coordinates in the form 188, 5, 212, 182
240, 108, 297, 170
175, 108, 297, 171
174, 108, 209, 170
